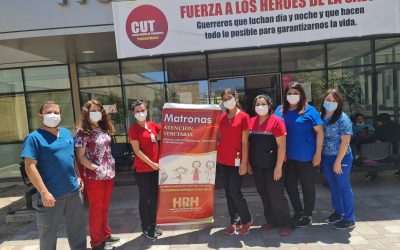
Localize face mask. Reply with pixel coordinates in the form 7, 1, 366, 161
89, 111, 102, 123
255, 105, 269, 116
223, 98, 236, 110
356, 122, 365, 125
287, 95, 300, 105
323, 101, 338, 112
135, 111, 147, 121
43, 113, 61, 128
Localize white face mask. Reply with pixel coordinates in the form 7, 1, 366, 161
255, 105, 269, 116
89, 111, 102, 123
135, 111, 147, 121
43, 113, 61, 128
323, 101, 338, 112
287, 95, 300, 105
223, 98, 236, 110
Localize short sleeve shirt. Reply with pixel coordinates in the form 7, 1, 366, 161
323, 113, 353, 156
275, 105, 323, 162
75, 128, 115, 180
249, 115, 286, 169
217, 111, 250, 166
20, 128, 80, 198
128, 121, 161, 173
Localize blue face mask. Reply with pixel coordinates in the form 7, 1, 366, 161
323, 101, 338, 112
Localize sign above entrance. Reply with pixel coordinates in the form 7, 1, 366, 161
112, 0, 400, 59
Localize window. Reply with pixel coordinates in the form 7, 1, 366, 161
327, 40, 371, 67
376, 64, 400, 122
281, 45, 324, 71
0, 69, 23, 94
0, 94, 28, 142
164, 55, 207, 82
0, 143, 23, 179
121, 59, 164, 85
24, 66, 71, 91
167, 80, 209, 104
78, 62, 121, 88
124, 84, 165, 126
208, 48, 279, 78
375, 38, 400, 64
329, 67, 373, 117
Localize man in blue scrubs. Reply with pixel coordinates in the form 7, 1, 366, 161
21, 101, 86, 250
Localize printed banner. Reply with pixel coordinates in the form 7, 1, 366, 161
112, 0, 400, 58
157, 103, 220, 225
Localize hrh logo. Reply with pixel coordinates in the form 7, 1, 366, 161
125, 5, 168, 49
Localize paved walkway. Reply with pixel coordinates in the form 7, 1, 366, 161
1, 171, 400, 250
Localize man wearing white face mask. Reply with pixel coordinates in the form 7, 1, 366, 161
129, 100, 162, 240
21, 101, 87, 250
75, 100, 118, 250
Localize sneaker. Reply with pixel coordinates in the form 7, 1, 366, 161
144, 229, 158, 240
296, 216, 311, 228
260, 223, 273, 231
105, 236, 120, 244
92, 242, 115, 250
324, 212, 341, 224
238, 219, 253, 235
279, 227, 293, 236
291, 213, 303, 223
225, 224, 239, 235
394, 171, 400, 178
155, 225, 163, 236
333, 220, 355, 230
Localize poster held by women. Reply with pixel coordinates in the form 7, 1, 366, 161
157, 103, 220, 225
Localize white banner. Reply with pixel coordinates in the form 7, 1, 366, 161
112, 0, 400, 59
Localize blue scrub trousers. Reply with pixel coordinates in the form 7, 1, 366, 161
322, 154, 355, 222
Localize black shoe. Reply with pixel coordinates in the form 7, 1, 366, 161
394, 171, 400, 178
296, 216, 312, 228
106, 236, 120, 244
155, 225, 163, 236
365, 173, 378, 181
324, 212, 341, 224
333, 220, 355, 230
144, 230, 158, 240
291, 213, 303, 223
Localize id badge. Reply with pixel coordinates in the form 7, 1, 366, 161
235, 158, 241, 167
235, 152, 240, 167
150, 133, 157, 143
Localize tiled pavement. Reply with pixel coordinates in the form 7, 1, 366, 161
1, 171, 400, 250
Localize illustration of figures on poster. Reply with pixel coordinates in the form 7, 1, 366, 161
158, 153, 216, 185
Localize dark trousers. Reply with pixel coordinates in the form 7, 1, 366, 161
284, 160, 316, 217
134, 171, 159, 231
253, 167, 292, 228
220, 164, 251, 224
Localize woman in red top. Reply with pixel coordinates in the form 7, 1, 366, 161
217, 88, 252, 236
129, 100, 162, 240
75, 100, 118, 250
248, 95, 293, 236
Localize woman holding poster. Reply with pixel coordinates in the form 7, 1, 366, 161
248, 95, 293, 236
275, 82, 324, 228
217, 88, 252, 236
129, 100, 162, 240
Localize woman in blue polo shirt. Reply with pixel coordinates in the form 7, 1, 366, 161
275, 82, 324, 228
249, 95, 293, 236
320, 89, 355, 230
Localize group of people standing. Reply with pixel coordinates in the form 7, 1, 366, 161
21, 81, 356, 250
217, 82, 355, 237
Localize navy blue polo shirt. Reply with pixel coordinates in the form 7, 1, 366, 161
21, 128, 80, 198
